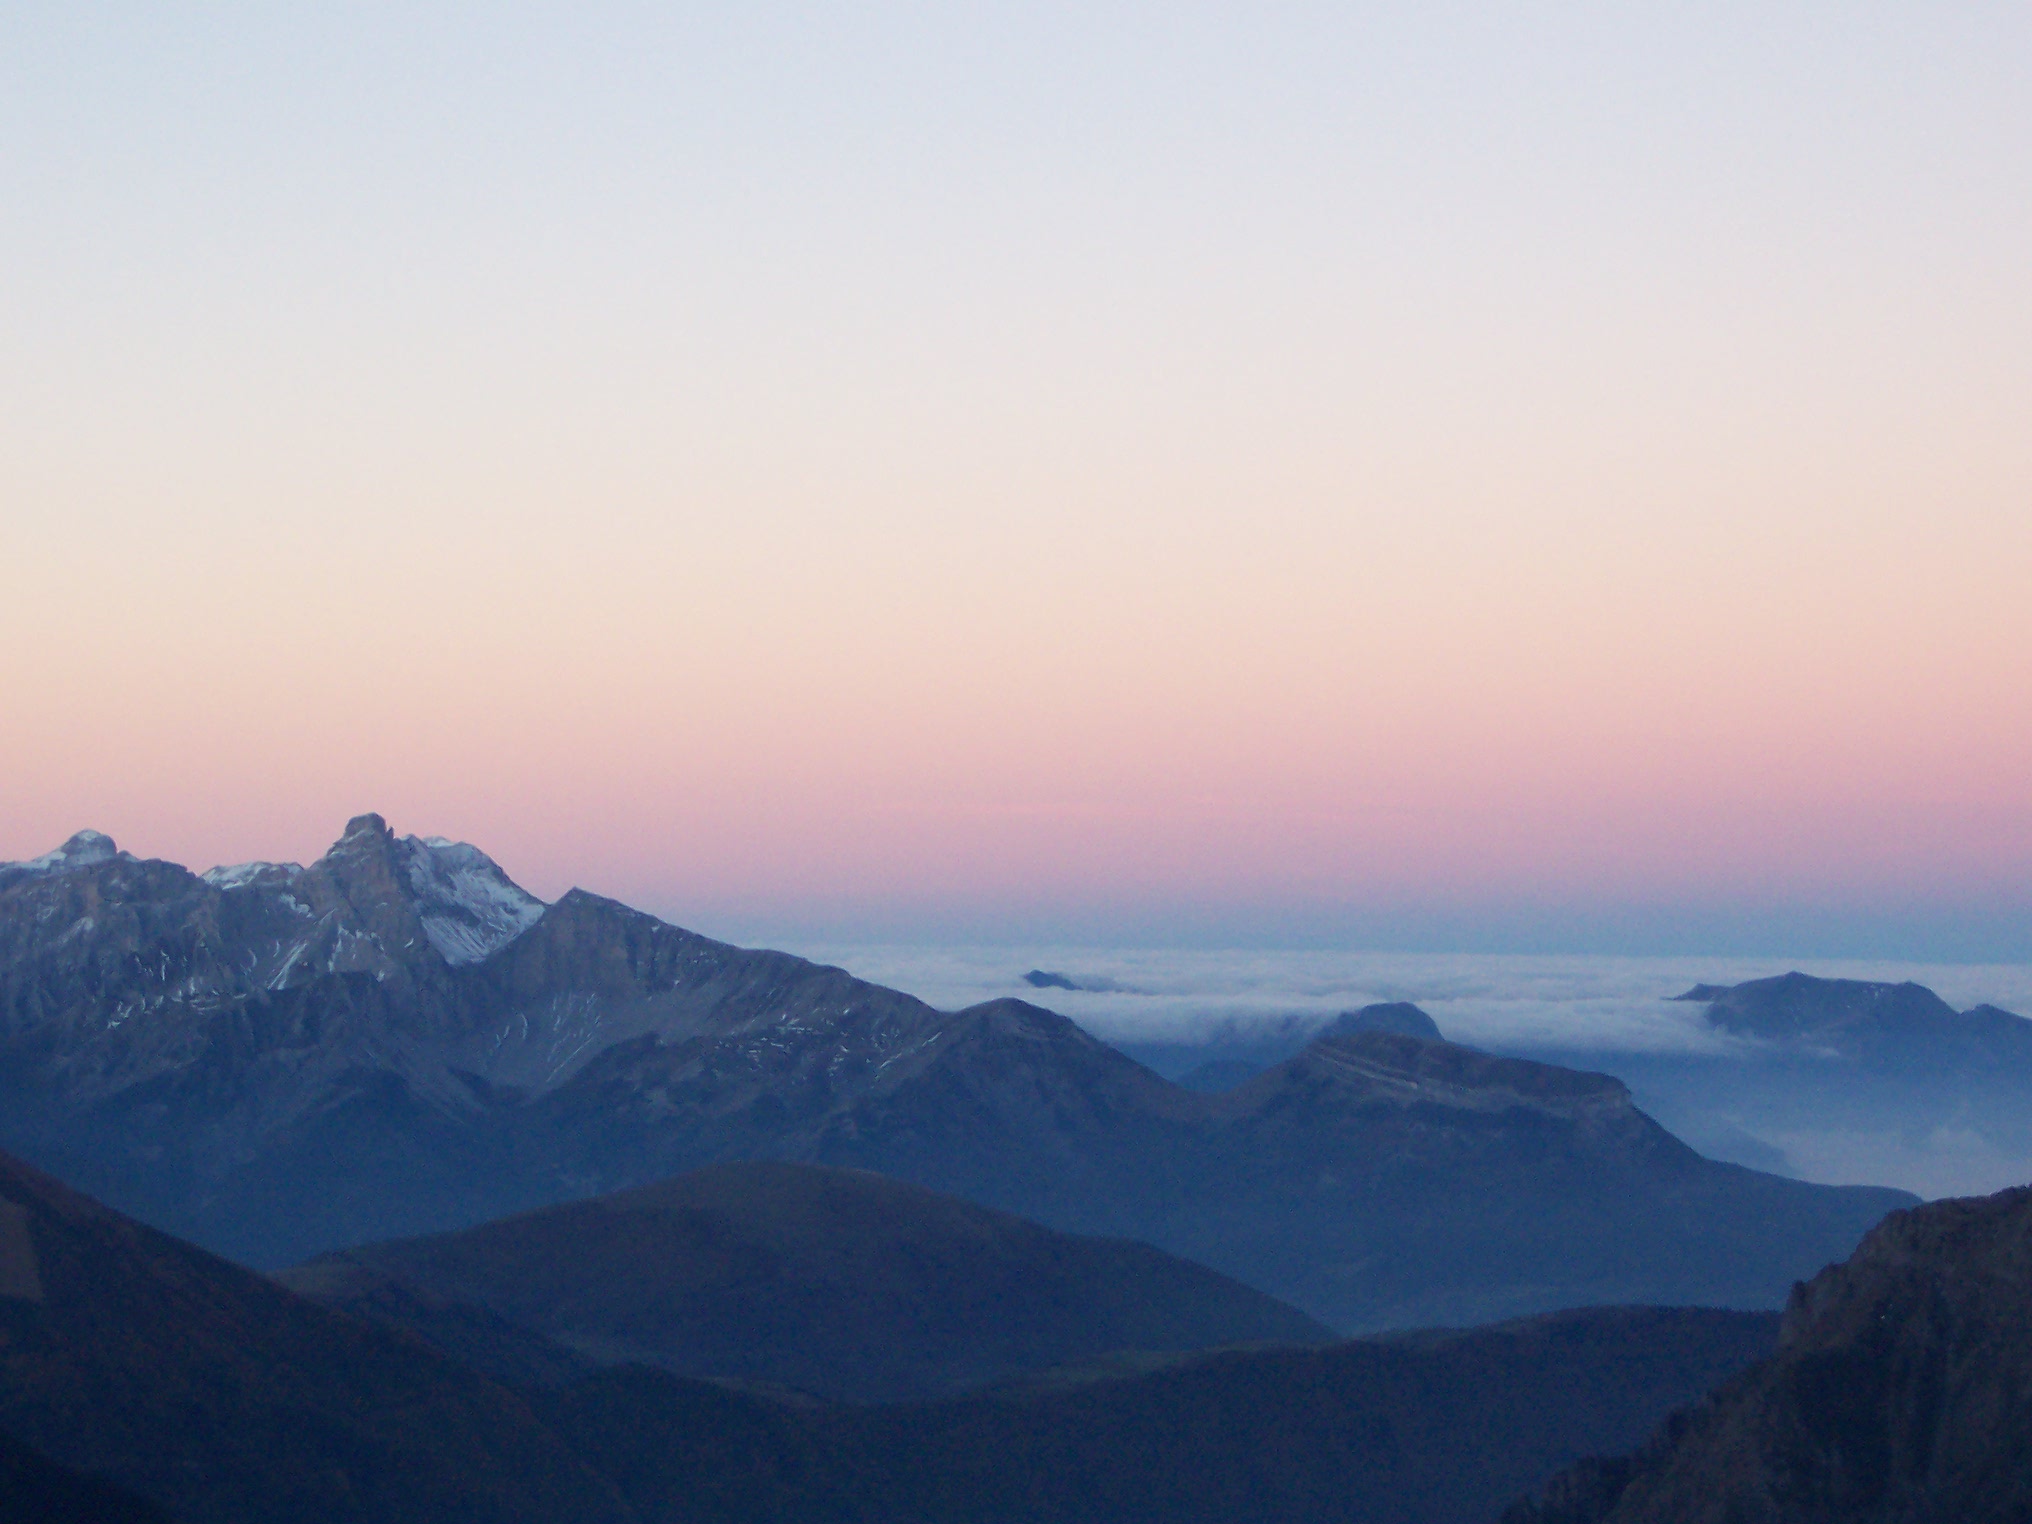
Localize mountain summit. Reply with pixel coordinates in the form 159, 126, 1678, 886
197, 812, 546, 973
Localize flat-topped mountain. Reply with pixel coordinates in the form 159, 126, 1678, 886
285, 1160, 1332, 1402
1534, 972, 2032, 1197
0, 818, 1909, 1328
1510, 1183, 2032, 1524
1675, 971, 2032, 1067
1159, 1030, 1904, 1328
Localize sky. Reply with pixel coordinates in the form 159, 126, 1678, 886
5, 4, 2030, 957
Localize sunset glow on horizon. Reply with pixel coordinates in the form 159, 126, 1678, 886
6, 5, 2029, 957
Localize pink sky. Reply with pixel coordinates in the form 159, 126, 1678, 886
5, 7, 2029, 954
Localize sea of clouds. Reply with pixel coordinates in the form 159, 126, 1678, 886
784, 944, 2032, 1055
782, 945, 2032, 1198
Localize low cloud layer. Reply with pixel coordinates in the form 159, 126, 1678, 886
791, 944, 2032, 1056
788, 944, 2032, 1200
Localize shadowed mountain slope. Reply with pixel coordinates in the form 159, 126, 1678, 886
533, 1305, 1782, 1524
0, 820, 1909, 1329
285, 1161, 1333, 1402
2, 1141, 1786, 1524
1509, 1184, 2032, 1524
0, 1429, 170, 1524
0, 1147, 630, 1524
1155, 1031, 1908, 1328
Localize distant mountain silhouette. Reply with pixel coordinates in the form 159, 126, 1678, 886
1508, 1183, 2032, 1524
1326, 1001, 1446, 1041
1539, 972, 2032, 1194
1674, 971, 2032, 1067
1023, 969, 1082, 990
284, 1160, 1332, 1401
0, 819, 1909, 1329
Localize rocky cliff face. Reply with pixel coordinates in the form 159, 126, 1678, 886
0, 819, 1910, 1329
1510, 1184, 2032, 1524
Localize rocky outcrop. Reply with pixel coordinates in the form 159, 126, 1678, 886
1508, 1184, 2032, 1523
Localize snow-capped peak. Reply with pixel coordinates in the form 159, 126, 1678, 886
395, 834, 545, 965
4, 830, 127, 878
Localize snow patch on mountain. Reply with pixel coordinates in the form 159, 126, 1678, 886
11, 831, 123, 875
202, 861, 305, 891
397, 835, 545, 965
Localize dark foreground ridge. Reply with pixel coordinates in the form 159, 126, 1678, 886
1508, 1183, 2032, 1524
0, 1428, 170, 1524
0, 1146, 632, 1524
0, 818, 1911, 1329
0, 1140, 1781, 1524
283, 1159, 1333, 1402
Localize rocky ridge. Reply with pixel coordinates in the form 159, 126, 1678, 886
1509, 1183, 2032, 1523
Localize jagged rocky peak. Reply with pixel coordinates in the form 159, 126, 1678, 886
0, 829, 143, 898
36, 829, 121, 867
311, 813, 545, 966
1508, 1184, 2032, 1524
395, 833, 545, 965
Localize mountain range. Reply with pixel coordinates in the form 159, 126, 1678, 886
0, 1140, 1783, 1524
0, 816, 1909, 1328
